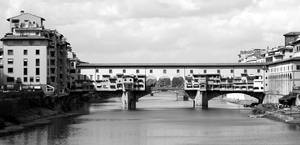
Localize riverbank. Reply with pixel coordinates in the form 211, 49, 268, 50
0, 92, 90, 136
0, 108, 87, 136
251, 104, 300, 124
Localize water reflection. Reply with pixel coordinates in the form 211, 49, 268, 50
0, 93, 300, 145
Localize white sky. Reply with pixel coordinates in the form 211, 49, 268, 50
0, 0, 300, 63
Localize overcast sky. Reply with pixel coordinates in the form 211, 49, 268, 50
0, 0, 299, 63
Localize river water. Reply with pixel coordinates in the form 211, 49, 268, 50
1, 92, 300, 145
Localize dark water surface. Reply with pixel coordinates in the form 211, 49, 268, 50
1, 93, 300, 145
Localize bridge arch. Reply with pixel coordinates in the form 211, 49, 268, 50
205, 91, 265, 104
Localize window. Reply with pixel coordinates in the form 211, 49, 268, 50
7, 58, 13, 64
50, 68, 55, 74
230, 69, 234, 73
190, 70, 193, 74
97, 75, 100, 80
163, 69, 167, 74
24, 49, 28, 55
150, 69, 153, 73
297, 65, 300, 70
109, 69, 112, 74
136, 69, 139, 73
24, 68, 28, 75
96, 69, 99, 73
90, 75, 93, 80
30, 77, 34, 82
217, 70, 220, 74
23, 77, 28, 82
51, 76, 55, 82
36, 59, 40, 66
257, 69, 261, 73
36, 68, 40, 75
50, 59, 55, 65
203, 70, 207, 74
177, 69, 180, 73
24, 59, 28, 66
36, 77, 40, 83
50, 51, 55, 57
123, 69, 126, 73
244, 69, 247, 74
7, 50, 13, 55
7, 77, 14, 82
36, 49, 40, 55
8, 68, 13, 73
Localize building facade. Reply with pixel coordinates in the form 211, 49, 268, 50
265, 57, 300, 104
0, 11, 72, 95
238, 49, 266, 63
0, 47, 3, 88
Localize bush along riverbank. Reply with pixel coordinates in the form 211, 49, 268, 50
250, 103, 300, 124
0, 91, 90, 136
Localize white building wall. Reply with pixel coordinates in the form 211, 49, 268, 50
3, 45, 47, 85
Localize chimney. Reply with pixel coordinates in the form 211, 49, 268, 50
20, 10, 24, 14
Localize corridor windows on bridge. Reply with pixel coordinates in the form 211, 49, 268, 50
203, 70, 207, 74
136, 69, 139, 73
257, 69, 261, 73
230, 69, 234, 73
109, 69, 112, 74
95, 69, 99, 73
123, 69, 126, 73
244, 69, 247, 74
217, 70, 220, 74
149, 69, 153, 73
163, 69, 167, 74
190, 70, 193, 74
177, 69, 180, 73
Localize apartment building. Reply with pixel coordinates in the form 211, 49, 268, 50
0, 11, 72, 95
238, 49, 266, 63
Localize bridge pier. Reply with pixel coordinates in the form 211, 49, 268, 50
121, 91, 136, 110
193, 90, 208, 109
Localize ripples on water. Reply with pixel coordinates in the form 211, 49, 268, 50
1, 93, 300, 145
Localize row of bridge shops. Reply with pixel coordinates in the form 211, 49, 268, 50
184, 73, 264, 92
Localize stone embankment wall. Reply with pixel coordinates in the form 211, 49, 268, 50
0, 91, 89, 129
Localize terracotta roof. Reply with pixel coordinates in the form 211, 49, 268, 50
7, 12, 45, 21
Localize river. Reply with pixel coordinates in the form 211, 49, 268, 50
0, 92, 300, 145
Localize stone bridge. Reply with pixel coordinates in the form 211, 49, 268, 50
78, 63, 266, 110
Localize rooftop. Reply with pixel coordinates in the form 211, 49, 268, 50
267, 57, 300, 66
283, 32, 300, 36
6, 11, 45, 21
78, 62, 266, 68
0, 35, 49, 41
